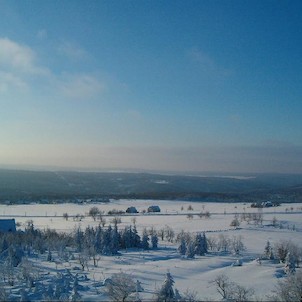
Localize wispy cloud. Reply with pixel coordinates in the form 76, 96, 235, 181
0, 37, 36, 73
0, 37, 52, 93
0, 37, 42, 92
0, 71, 28, 92
188, 48, 232, 77
0, 37, 106, 100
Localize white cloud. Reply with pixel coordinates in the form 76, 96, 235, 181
60, 73, 105, 100
0, 37, 106, 101
0, 37, 36, 73
0, 37, 51, 93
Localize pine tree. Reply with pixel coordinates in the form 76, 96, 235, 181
110, 224, 120, 255
202, 232, 208, 254
74, 226, 84, 252
264, 240, 274, 260
121, 226, 132, 249
151, 233, 158, 249
178, 238, 186, 256
157, 272, 175, 302
194, 233, 207, 256
132, 225, 141, 248
186, 241, 195, 259
70, 275, 81, 301
102, 225, 113, 255
94, 225, 103, 253
141, 229, 149, 250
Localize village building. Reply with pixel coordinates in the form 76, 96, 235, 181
126, 206, 138, 213
147, 205, 161, 213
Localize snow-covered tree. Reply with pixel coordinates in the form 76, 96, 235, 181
284, 252, 296, 275
102, 225, 113, 255
157, 272, 175, 302
164, 226, 175, 243
194, 233, 207, 256
271, 270, 302, 302
211, 274, 254, 301
230, 217, 240, 228
151, 233, 158, 249
141, 229, 149, 250
206, 236, 217, 251
230, 235, 246, 255
186, 242, 195, 259
105, 272, 136, 302
110, 224, 120, 255
70, 275, 81, 301
217, 234, 230, 253
264, 240, 274, 260
94, 225, 103, 253
74, 226, 84, 252
274, 240, 290, 263
178, 238, 186, 256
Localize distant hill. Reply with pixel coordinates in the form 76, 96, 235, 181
0, 169, 301, 203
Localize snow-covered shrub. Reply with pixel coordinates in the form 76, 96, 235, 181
271, 270, 302, 302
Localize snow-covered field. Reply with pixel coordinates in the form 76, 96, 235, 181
1, 199, 302, 301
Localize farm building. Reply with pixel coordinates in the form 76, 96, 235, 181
147, 205, 161, 213
0, 219, 16, 232
126, 206, 138, 213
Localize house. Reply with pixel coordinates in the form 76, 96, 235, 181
0, 219, 16, 232
262, 201, 273, 207
147, 205, 161, 213
126, 206, 138, 214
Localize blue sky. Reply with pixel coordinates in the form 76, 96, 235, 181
0, 0, 301, 173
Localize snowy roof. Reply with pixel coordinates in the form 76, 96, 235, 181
148, 205, 161, 212
0, 219, 16, 232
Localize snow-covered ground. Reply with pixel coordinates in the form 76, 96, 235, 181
1, 200, 302, 301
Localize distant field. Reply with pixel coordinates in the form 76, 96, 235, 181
1, 199, 301, 300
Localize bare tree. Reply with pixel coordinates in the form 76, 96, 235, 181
105, 272, 136, 302
211, 274, 231, 300
230, 217, 240, 228
164, 226, 175, 242
78, 251, 89, 271
206, 236, 217, 251
230, 235, 246, 255
217, 234, 231, 253
89, 207, 100, 221
211, 274, 254, 302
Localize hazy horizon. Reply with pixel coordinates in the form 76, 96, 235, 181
1, 1, 301, 174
